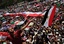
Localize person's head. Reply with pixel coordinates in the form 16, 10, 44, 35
8, 27, 14, 32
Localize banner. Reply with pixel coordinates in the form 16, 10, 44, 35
3, 12, 45, 17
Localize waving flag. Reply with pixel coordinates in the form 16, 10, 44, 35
43, 5, 56, 27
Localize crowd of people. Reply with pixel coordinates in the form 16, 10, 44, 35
0, 0, 64, 44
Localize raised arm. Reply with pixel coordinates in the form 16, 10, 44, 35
21, 18, 34, 30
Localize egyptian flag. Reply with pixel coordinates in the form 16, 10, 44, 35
41, 7, 51, 25
42, 5, 56, 27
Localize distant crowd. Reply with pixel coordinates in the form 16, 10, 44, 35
0, 0, 64, 44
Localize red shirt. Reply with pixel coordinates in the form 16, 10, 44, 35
7, 30, 22, 44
